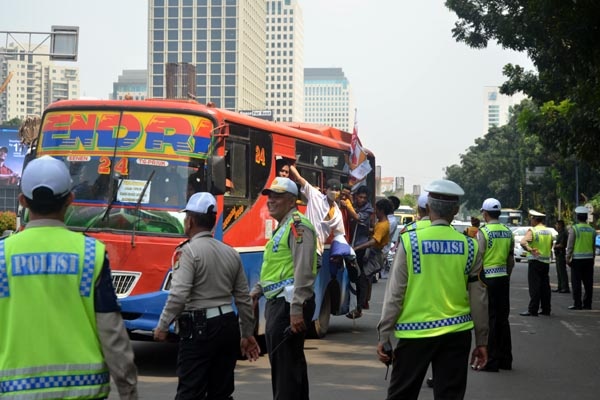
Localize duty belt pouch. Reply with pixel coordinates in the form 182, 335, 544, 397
192, 310, 208, 339
177, 314, 194, 340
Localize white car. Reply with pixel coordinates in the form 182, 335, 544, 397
512, 226, 558, 262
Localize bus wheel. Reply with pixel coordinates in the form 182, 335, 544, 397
310, 290, 331, 339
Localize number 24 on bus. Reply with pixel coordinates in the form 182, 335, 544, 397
31, 99, 376, 339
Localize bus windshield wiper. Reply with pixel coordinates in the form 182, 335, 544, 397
85, 177, 123, 233
131, 170, 156, 247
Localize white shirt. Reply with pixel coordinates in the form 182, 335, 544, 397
300, 181, 345, 255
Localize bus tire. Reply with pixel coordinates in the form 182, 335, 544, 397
310, 289, 331, 339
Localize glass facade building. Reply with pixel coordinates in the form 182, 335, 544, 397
148, 0, 266, 110
304, 68, 354, 132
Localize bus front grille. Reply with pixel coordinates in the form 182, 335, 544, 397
111, 272, 140, 298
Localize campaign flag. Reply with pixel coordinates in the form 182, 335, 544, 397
349, 111, 371, 181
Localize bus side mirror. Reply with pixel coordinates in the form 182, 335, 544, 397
207, 155, 226, 196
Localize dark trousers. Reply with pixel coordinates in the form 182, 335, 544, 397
387, 330, 471, 400
527, 260, 551, 314
486, 276, 512, 369
571, 258, 594, 308
176, 313, 240, 400
265, 296, 315, 400
355, 248, 368, 311
555, 253, 569, 292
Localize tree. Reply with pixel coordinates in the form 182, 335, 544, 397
445, 0, 600, 167
444, 101, 600, 220
2, 117, 22, 126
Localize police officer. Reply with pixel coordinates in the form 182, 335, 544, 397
154, 192, 260, 399
401, 191, 430, 233
478, 198, 515, 371
251, 177, 317, 400
519, 210, 553, 316
377, 179, 488, 399
0, 156, 138, 399
566, 206, 596, 310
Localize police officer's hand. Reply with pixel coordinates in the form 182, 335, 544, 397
376, 342, 393, 365
469, 345, 488, 371
241, 336, 261, 361
290, 313, 306, 334
153, 327, 168, 342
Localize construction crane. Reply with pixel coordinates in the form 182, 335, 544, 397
0, 71, 14, 94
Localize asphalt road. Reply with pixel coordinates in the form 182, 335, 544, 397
109, 261, 600, 399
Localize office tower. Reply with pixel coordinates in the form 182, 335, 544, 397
111, 69, 148, 100
304, 67, 354, 132
0, 44, 79, 121
148, 0, 266, 110
483, 86, 526, 133
265, 0, 304, 122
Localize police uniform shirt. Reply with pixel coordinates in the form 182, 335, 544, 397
566, 224, 597, 262
158, 231, 255, 338
377, 219, 489, 346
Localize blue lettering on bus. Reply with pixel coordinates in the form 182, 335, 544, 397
421, 240, 464, 254
11, 253, 79, 276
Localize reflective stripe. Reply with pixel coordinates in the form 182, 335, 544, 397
0, 363, 107, 379
263, 278, 294, 299
481, 226, 493, 249
0, 241, 7, 298
79, 237, 96, 297
483, 266, 507, 277
408, 231, 421, 274
271, 217, 293, 252
0, 372, 110, 395
465, 237, 475, 274
395, 314, 472, 331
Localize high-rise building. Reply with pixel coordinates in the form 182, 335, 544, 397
483, 86, 526, 133
304, 67, 354, 132
265, 0, 304, 122
148, 0, 266, 110
0, 44, 79, 121
111, 69, 148, 100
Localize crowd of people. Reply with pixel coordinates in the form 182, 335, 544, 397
2, 154, 596, 400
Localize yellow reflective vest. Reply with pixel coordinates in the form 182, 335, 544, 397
396, 225, 476, 339
0, 226, 109, 399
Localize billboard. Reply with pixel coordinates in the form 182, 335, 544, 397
0, 126, 27, 186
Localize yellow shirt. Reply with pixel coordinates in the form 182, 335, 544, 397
372, 219, 390, 250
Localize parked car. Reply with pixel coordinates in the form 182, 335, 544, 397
512, 226, 558, 262
595, 232, 600, 255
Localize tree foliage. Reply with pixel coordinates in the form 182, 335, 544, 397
445, 101, 600, 221
445, 0, 600, 166
2, 117, 22, 126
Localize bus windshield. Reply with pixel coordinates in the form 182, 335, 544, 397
37, 109, 214, 235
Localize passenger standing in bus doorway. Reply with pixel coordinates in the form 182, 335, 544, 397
377, 180, 488, 399
353, 198, 392, 285
478, 198, 515, 372
342, 185, 374, 318
0, 156, 138, 400
154, 192, 260, 399
288, 164, 347, 272
251, 177, 317, 400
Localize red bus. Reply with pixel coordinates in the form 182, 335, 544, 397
28, 99, 376, 339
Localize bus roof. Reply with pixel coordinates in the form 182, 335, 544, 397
43, 99, 373, 156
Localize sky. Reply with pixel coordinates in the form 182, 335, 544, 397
1, 0, 534, 192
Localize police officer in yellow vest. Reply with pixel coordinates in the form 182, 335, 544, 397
377, 179, 489, 399
566, 206, 596, 310
478, 198, 515, 372
0, 156, 138, 399
519, 209, 554, 316
250, 177, 317, 400
400, 191, 431, 234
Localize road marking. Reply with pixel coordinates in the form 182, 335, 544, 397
560, 320, 585, 337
